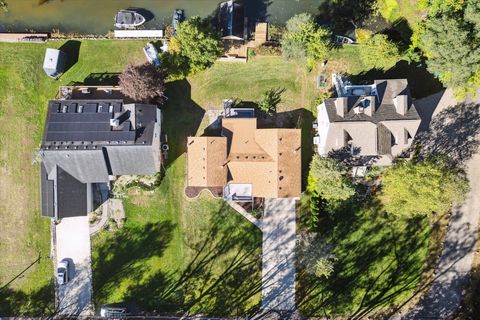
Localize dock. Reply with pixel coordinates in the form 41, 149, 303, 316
0, 32, 49, 43
114, 29, 164, 39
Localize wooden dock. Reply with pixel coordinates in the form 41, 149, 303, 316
0, 32, 49, 43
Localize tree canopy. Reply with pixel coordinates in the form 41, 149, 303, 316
308, 155, 356, 203
119, 63, 166, 104
281, 13, 331, 69
418, 0, 480, 98
170, 16, 223, 74
380, 161, 469, 217
357, 32, 400, 70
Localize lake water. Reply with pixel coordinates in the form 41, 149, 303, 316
0, 0, 324, 34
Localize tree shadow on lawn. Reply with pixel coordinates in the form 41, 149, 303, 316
0, 281, 54, 317
92, 221, 176, 309
94, 202, 262, 316
297, 199, 431, 318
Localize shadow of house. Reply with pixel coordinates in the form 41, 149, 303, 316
83, 73, 120, 86
348, 60, 444, 99
162, 79, 206, 166
58, 40, 81, 74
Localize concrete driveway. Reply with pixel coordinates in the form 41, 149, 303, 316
55, 216, 93, 317
261, 198, 296, 312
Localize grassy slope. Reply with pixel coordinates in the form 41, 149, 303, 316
0, 40, 146, 315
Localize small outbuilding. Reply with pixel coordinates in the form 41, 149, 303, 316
43, 48, 67, 79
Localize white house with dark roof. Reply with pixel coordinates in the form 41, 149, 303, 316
40, 99, 161, 220
315, 75, 421, 166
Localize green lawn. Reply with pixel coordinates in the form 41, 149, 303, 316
0, 40, 146, 315
189, 55, 318, 113
91, 79, 262, 316
297, 200, 431, 317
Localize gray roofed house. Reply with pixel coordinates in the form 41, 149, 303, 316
315, 75, 421, 166
40, 99, 162, 220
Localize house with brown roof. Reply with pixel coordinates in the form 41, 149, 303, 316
314, 75, 421, 166
187, 116, 301, 201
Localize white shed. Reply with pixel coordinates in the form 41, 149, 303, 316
43, 48, 67, 79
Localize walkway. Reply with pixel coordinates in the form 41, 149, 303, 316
55, 216, 94, 317
226, 200, 262, 229
261, 198, 296, 312
89, 203, 109, 235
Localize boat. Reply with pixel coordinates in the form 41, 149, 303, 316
143, 42, 160, 67
172, 9, 185, 34
114, 10, 146, 29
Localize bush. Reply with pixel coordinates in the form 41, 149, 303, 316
119, 63, 166, 104
257, 87, 284, 115
380, 161, 469, 217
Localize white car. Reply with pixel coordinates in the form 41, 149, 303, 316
57, 259, 69, 285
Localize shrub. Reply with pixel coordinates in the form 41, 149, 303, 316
257, 87, 284, 115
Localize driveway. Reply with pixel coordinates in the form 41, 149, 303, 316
261, 198, 296, 312
55, 216, 94, 317
394, 91, 480, 319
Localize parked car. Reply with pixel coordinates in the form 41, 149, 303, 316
100, 304, 129, 318
57, 259, 69, 285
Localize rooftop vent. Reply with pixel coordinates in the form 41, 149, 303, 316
110, 119, 120, 127
353, 106, 364, 114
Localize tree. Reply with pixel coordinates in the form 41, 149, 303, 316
281, 13, 331, 68
171, 16, 223, 74
119, 63, 166, 104
380, 161, 469, 217
417, 0, 480, 98
308, 155, 356, 203
257, 87, 284, 115
358, 33, 400, 70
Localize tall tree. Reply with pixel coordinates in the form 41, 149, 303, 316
171, 16, 223, 74
380, 161, 468, 217
119, 63, 166, 104
418, 0, 480, 97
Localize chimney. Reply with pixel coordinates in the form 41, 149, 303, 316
393, 95, 408, 115
363, 96, 376, 117
110, 118, 120, 127
334, 97, 348, 117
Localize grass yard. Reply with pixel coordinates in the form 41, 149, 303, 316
297, 200, 431, 318
0, 40, 146, 315
188, 56, 318, 113
91, 77, 263, 316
